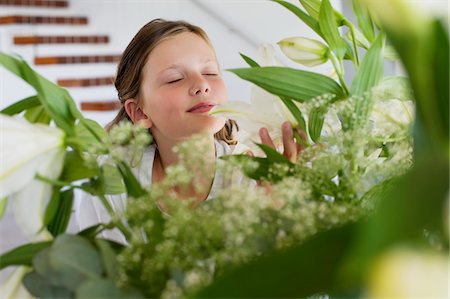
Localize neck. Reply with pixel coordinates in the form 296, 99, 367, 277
152, 134, 217, 205
155, 135, 216, 170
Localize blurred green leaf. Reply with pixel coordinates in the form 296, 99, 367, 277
24, 105, 51, 124
240, 53, 260, 68
101, 164, 126, 194
44, 235, 103, 290
308, 106, 327, 143
339, 157, 449, 289
256, 143, 292, 164
74, 118, 108, 150
0, 241, 52, 270
43, 188, 61, 228
116, 161, 147, 198
272, 0, 322, 36
94, 239, 119, 280
0, 95, 40, 115
75, 278, 121, 298
60, 151, 97, 182
352, 0, 375, 42
196, 224, 355, 298
279, 96, 307, 133
351, 33, 385, 95
47, 189, 74, 236
228, 67, 345, 102
319, 0, 347, 59
23, 271, 72, 299
0, 53, 80, 135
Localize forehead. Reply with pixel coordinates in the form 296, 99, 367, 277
144, 32, 216, 74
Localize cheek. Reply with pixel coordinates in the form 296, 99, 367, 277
212, 80, 228, 103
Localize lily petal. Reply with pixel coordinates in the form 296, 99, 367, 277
0, 266, 35, 299
0, 115, 65, 198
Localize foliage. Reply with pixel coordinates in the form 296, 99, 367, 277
0, 0, 447, 298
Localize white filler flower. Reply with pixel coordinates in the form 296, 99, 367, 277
0, 114, 65, 240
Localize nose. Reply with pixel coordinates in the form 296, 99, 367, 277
189, 75, 210, 96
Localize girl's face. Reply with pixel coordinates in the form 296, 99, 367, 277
139, 32, 227, 143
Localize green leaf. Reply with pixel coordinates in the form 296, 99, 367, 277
75, 118, 108, 150
299, 0, 320, 20
0, 95, 40, 115
43, 188, 61, 228
350, 33, 385, 95
116, 161, 147, 198
340, 157, 449, 288
352, 0, 375, 42
239, 53, 260, 68
319, 0, 347, 59
47, 189, 74, 236
228, 67, 345, 102
196, 224, 355, 298
0, 53, 81, 135
45, 235, 103, 290
272, 0, 322, 37
94, 239, 119, 280
0, 197, 7, 219
24, 105, 51, 124
0, 241, 52, 270
101, 164, 126, 194
278, 96, 307, 133
23, 271, 72, 298
75, 278, 121, 298
256, 143, 291, 164
60, 151, 97, 182
308, 106, 327, 143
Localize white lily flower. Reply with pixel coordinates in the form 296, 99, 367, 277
278, 37, 329, 67
0, 114, 65, 240
0, 266, 35, 299
212, 44, 296, 153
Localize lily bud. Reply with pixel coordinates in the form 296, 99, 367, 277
278, 37, 329, 67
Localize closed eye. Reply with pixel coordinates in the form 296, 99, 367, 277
204, 73, 218, 76
167, 78, 183, 84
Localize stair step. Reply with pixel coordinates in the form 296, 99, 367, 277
81, 101, 120, 111
14, 35, 109, 45
57, 76, 115, 87
0, 15, 87, 25
35, 55, 121, 65
0, 0, 68, 8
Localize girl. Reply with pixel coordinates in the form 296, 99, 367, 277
77, 19, 302, 241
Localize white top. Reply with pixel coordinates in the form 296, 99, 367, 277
75, 140, 252, 243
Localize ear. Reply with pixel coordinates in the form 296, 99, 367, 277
124, 99, 153, 128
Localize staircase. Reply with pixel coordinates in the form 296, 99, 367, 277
0, 0, 122, 125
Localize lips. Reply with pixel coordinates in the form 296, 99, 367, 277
187, 102, 216, 113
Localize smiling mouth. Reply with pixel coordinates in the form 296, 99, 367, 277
187, 103, 216, 113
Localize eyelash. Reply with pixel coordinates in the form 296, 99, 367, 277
167, 73, 218, 84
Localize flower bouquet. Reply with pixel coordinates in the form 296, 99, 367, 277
0, 0, 448, 298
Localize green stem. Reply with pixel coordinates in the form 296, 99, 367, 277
345, 20, 360, 66
97, 193, 132, 240
329, 52, 349, 95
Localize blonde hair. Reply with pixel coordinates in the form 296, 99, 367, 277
107, 19, 238, 145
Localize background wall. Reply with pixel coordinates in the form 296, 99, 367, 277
0, 0, 343, 125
